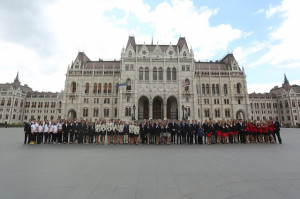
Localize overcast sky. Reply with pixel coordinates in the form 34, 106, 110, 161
0, 0, 299, 93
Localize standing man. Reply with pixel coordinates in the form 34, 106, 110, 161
23, 119, 31, 144
273, 118, 282, 144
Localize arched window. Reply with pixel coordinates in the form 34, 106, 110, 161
185, 79, 190, 91
237, 83, 241, 94
128, 50, 132, 57
14, 99, 18, 106
172, 68, 176, 80
7, 98, 11, 106
1, 98, 5, 106
98, 83, 101, 93
126, 79, 131, 91
153, 67, 157, 80
85, 83, 89, 93
285, 100, 289, 108
139, 67, 143, 80
104, 108, 109, 117
125, 107, 131, 116
93, 108, 99, 117
83, 108, 88, 117
212, 84, 215, 95
224, 84, 228, 95
104, 83, 108, 93
71, 82, 76, 93
216, 84, 219, 94
93, 83, 97, 93
108, 83, 112, 93
159, 67, 163, 80
167, 68, 171, 81
183, 51, 187, 58
59, 101, 61, 108
20, 100, 23, 107
145, 67, 149, 81
202, 84, 205, 94
206, 84, 209, 94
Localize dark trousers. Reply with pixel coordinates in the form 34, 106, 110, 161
57, 131, 62, 143
150, 134, 154, 144
48, 132, 53, 143
229, 134, 234, 143
37, 133, 43, 144
274, 130, 282, 144
182, 134, 186, 144
24, 133, 30, 144
63, 132, 68, 143
78, 133, 83, 144
69, 132, 74, 143
52, 133, 57, 143
141, 133, 146, 144
239, 132, 245, 143
30, 133, 35, 143
198, 135, 203, 144
171, 132, 176, 143
43, 132, 48, 143
187, 133, 193, 144
176, 133, 182, 144
194, 133, 198, 144
89, 135, 94, 143
204, 134, 207, 144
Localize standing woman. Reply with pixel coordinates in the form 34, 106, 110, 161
37, 121, 43, 144
197, 122, 204, 144
123, 122, 129, 144
134, 122, 140, 145
146, 122, 150, 145
57, 119, 63, 144
118, 121, 124, 144
155, 122, 161, 145
215, 120, 222, 144
95, 121, 101, 145
233, 121, 239, 144
43, 121, 49, 144
268, 120, 275, 143
258, 122, 264, 143
263, 122, 269, 143
49, 121, 54, 144
62, 120, 68, 144
129, 122, 134, 144
228, 120, 234, 144
69, 120, 74, 144
100, 120, 106, 145
53, 121, 58, 144
206, 121, 213, 145
113, 121, 118, 144
107, 120, 113, 145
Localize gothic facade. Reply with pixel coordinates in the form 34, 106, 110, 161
0, 36, 299, 125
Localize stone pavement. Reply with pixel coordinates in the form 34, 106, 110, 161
0, 128, 300, 199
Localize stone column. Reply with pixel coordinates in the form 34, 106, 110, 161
149, 102, 153, 120
163, 102, 167, 120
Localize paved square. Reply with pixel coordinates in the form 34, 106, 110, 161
0, 128, 300, 199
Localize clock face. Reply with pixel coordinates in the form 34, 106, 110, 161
169, 50, 173, 55
142, 50, 147, 55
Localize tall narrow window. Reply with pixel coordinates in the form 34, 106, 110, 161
212, 84, 215, 95
153, 67, 157, 80
172, 68, 176, 80
139, 67, 143, 80
237, 83, 241, 94
85, 83, 89, 93
159, 67, 163, 80
167, 68, 171, 81
126, 79, 131, 91
72, 82, 76, 93
93, 83, 97, 93
206, 84, 209, 94
145, 67, 149, 81
224, 84, 228, 95
93, 108, 98, 117
185, 79, 190, 91
108, 83, 112, 94
104, 83, 108, 93
83, 108, 88, 117
128, 50, 132, 57
183, 51, 187, 58
216, 84, 219, 95
98, 83, 101, 93
202, 84, 205, 94
115, 82, 119, 94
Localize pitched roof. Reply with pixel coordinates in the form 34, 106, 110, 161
249, 92, 276, 98
86, 61, 120, 70
195, 62, 227, 70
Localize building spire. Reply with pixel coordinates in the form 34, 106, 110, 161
283, 73, 289, 84
15, 71, 19, 82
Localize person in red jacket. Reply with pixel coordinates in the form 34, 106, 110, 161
249, 121, 254, 144
263, 122, 269, 143
268, 120, 275, 143
258, 122, 264, 143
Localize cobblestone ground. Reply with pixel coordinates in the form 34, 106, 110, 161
0, 128, 300, 199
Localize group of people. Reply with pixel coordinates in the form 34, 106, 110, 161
23, 118, 282, 145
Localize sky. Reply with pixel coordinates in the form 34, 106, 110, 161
0, 0, 299, 93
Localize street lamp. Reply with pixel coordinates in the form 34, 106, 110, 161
182, 105, 184, 120
133, 104, 136, 121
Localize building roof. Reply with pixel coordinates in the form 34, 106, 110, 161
85, 61, 120, 70
195, 62, 227, 70
249, 92, 277, 99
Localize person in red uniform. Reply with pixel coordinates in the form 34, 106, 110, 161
258, 122, 264, 143
228, 120, 234, 144
245, 121, 250, 143
268, 120, 275, 143
263, 122, 269, 143
215, 120, 222, 144
249, 121, 254, 144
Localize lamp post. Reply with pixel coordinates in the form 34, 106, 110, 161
182, 105, 184, 121
133, 104, 136, 121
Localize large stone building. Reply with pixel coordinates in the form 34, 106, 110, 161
0, 36, 299, 126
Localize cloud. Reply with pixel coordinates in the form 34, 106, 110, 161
0, 0, 243, 92
253, 8, 265, 15
250, 0, 300, 68
248, 82, 281, 93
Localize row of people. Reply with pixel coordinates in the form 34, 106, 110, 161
23, 118, 282, 145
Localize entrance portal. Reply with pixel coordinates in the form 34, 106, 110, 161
153, 96, 163, 119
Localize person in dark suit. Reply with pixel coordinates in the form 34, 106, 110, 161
154, 122, 161, 145
168, 120, 176, 144
176, 121, 181, 144
23, 119, 31, 144
273, 118, 282, 144
237, 119, 245, 143
62, 120, 68, 144
69, 120, 74, 144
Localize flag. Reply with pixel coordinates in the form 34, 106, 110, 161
183, 83, 190, 88
115, 83, 128, 87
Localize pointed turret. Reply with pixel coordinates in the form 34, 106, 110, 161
14, 71, 19, 82
283, 73, 289, 85
282, 73, 291, 91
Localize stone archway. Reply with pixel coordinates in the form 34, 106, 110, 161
236, 110, 245, 120
153, 96, 163, 119
167, 96, 178, 119
68, 110, 77, 120
138, 96, 149, 120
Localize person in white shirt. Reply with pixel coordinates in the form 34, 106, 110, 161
37, 121, 44, 144
100, 120, 106, 145
43, 121, 49, 144
57, 119, 63, 144
53, 122, 58, 144
49, 122, 54, 144
30, 120, 37, 144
